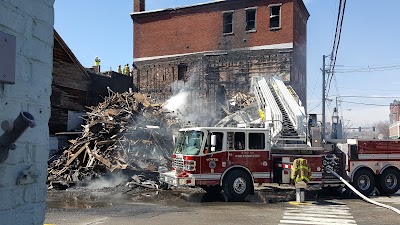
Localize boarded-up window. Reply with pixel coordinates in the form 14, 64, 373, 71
246, 9, 256, 31
270, 5, 281, 30
223, 12, 233, 34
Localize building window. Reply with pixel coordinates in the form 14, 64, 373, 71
269, 5, 281, 30
178, 64, 187, 80
246, 8, 257, 32
223, 11, 234, 34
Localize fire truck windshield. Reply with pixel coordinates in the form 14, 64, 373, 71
173, 131, 204, 155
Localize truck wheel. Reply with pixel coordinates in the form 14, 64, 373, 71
202, 185, 222, 194
377, 168, 400, 195
222, 170, 252, 201
352, 169, 375, 196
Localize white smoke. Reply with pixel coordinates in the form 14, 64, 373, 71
85, 173, 127, 190
164, 90, 189, 112
163, 71, 219, 126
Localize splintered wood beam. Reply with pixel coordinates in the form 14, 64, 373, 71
66, 142, 89, 166
92, 152, 112, 168
96, 140, 116, 146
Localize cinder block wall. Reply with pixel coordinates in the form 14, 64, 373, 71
0, 0, 54, 224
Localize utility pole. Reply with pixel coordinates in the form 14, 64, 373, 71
321, 55, 327, 143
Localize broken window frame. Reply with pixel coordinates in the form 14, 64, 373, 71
177, 64, 187, 81
269, 4, 282, 30
223, 10, 234, 35
245, 7, 257, 32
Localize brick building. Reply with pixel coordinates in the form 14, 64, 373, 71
390, 100, 400, 138
0, 0, 54, 224
131, 0, 309, 124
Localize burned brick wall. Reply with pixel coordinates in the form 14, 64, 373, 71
133, 48, 297, 125
132, 0, 310, 118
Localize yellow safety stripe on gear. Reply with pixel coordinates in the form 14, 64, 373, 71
292, 166, 311, 171
295, 176, 310, 183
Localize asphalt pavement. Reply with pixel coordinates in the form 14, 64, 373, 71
45, 189, 400, 225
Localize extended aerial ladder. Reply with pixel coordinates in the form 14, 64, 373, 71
252, 76, 307, 144
216, 75, 307, 145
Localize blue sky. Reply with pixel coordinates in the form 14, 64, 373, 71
55, 0, 400, 127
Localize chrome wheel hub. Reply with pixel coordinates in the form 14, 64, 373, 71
358, 175, 371, 191
233, 177, 246, 194
385, 174, 397, 189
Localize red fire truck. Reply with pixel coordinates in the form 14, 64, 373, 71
159, 77, 400, 200
160, 127, 400, 200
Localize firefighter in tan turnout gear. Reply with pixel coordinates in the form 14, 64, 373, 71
291, 158, 312, 184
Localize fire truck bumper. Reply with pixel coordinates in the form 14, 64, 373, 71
159, 171, 196, 187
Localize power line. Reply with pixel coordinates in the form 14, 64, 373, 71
338, 87, 399, 92
336, 64, 400, 69
309, 101, 322, 112
340, 100, 390, 107
337, 95, 400, 99
330, 0, 347, 75
326, 0, 347, 97
334, 66, 400, 73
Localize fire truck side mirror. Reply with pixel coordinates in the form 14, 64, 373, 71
211, 135, 216, 146
349, 145, 358, 160
211, 135, 217, 152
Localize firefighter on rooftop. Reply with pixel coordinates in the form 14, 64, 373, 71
95, 56, 100, 66
123, 64, 130, 76
117, 65, 122, 74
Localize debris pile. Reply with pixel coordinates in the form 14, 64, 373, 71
227, 92, 255, 113
47, 91, 175, 186
216, 92, 258, 127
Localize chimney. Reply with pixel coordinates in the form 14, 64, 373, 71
134, 0, 145, 12
93, 56, 101, 73
92, 65, 100, 74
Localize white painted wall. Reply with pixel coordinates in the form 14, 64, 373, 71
0, 0, 54, 224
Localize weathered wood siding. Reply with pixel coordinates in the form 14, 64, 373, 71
49, 35, 90, 134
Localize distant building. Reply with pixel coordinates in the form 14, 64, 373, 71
346, 128, 380, 140
131, 0, 309, 124
389, 100, 400, 139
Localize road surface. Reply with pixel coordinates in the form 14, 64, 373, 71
45, 188, 400, 225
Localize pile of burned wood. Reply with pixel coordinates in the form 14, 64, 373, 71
227, 92, 255, 113
48, 91, 175, 186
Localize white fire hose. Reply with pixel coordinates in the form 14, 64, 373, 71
326, 167, 400, 215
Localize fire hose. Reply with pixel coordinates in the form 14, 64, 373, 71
325, 167, 400, 215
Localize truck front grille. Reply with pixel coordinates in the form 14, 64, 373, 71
173, 158, 184, 171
